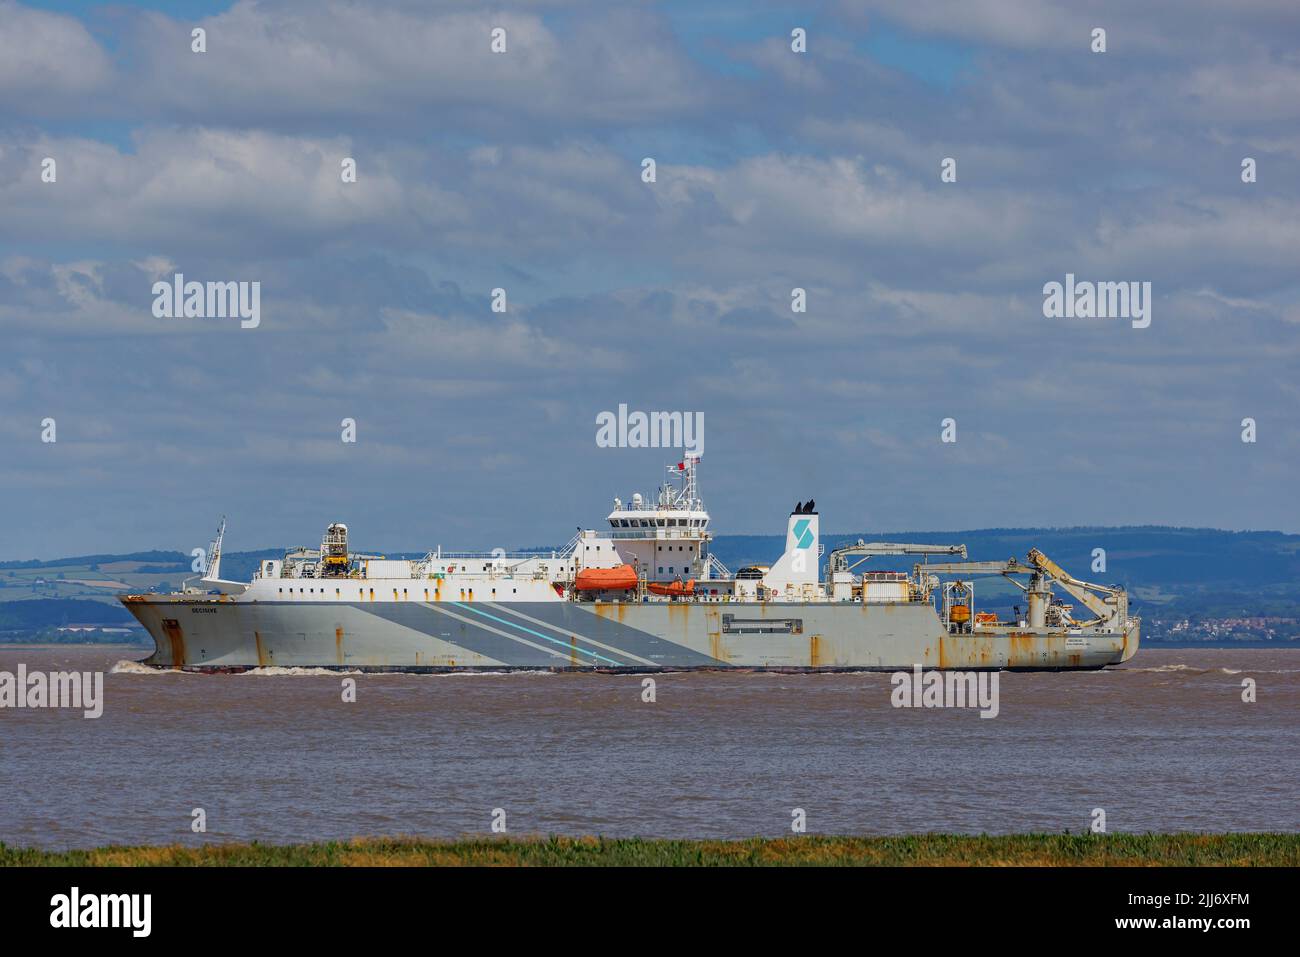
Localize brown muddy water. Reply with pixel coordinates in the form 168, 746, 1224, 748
0, 645, 1295, 849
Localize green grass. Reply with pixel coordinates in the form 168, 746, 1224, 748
2, 833, 1296, 867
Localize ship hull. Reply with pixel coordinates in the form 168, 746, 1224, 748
121, 596, 1139, 671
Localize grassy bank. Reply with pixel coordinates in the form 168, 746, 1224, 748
3, 833, 1296, 867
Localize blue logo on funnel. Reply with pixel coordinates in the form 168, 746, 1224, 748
792, 519, 814, 549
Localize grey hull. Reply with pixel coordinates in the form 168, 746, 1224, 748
122, 596, 1139, 671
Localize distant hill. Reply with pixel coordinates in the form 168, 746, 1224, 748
0, 598, 135, 632
3, 528, 1298, 642
710, 528, 1300, 641
711, 527, 1300, 588
0, 596, 144, 644
0, 551, 188, 571
12, 527, 1298, 587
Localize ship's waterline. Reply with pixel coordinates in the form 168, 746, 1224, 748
120, 457, 1139, 672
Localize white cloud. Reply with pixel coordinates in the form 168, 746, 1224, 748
0, 1, 113, 108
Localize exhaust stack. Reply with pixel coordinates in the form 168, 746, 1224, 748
763, 502, 819, 597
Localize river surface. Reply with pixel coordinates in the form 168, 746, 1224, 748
0, 645, 1295, 849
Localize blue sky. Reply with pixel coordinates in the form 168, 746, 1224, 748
2, 0, 1298, 558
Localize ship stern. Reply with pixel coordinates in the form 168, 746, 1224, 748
1119, 616, 1141, 663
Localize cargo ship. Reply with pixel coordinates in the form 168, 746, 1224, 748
120, 457, 1140, 671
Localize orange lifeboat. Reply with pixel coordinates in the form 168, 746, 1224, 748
573, 564, 638, 591
647, 578, 696, 597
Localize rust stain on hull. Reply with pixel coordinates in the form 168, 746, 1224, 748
809, 634, 822, 667
592, 603, 627, 624
161, 618, 185, 669
1007, 632, 1036, 667
335, 626, 345, 666
254, 630, 268, 667
927, 630, 1108, 669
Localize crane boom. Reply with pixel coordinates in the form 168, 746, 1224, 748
1026, 547, 1119, 621
914, 559, 1037, 577
828, 540, 966, 573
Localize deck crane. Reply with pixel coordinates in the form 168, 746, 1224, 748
1025, 547, 1129, 629
913, 548, 1129, 631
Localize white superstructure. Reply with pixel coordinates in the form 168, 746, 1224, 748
216, 454, 747, 605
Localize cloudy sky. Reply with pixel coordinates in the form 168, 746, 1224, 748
2, 0, 1298, 558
